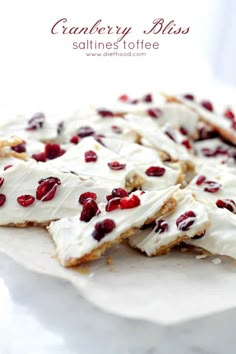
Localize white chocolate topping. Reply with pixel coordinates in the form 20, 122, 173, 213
48, 185, 179, 266
0, 161, 110, 225
46, 137, 141, 190
129, 189, 209, 256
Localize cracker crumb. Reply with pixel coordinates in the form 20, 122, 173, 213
106, 256, 113, 265
196, 254, 207, 260
212, 258, 222, 265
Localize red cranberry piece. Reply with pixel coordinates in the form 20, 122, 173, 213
224, 109, 235, 121
0, 193, 6, 207
84, 150, 98, 162
183, 94, 195, 101
92, 219, 116, 241
32, 152, 47, 162
111, 125, 123, 134
97, 109, 114, 118
77, 126, 95, 138
45, 143, 62, 160
201, 100, 214, 112
216, 199, 236, 213
17, 194, 35, 207
106, 197, 121, 212
198, 126, 218, 140
181, 139, 192, 150
0, 177, 4, 187
119, 94, 129, 102
80, 198, 99, 222
79, 192, 97, 205
147, 108, 162, 119
231, 121, 236, 130
94, 134, 105, 146
216, 146, 228, 155
11, 143, 26, 153
155, 219, 169, 234
196, 175, 206, 186
27, 112, 45, 130
106, 188, 129, 201
204, 181, 222, 193
107, 161, 126, 170
120, 194, 140, 209
143, 94, 152, 103
36, 177, 61, 201
70, 135, 80, 144
4, 165, 13, 171
176, 210, 196, 231
130, 99, 139, 104
179, 126, 188, 135
201, 148, 217, 157
145, 166, 166, 177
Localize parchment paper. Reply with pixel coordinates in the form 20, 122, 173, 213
0, 226, 236, 325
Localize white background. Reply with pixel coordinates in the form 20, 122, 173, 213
0, 0, 235, 115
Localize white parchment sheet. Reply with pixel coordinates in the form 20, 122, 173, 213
0, 226, 236, 324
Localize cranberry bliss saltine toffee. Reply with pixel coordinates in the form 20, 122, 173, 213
0, 161, 110, 226
129, 190, 209, 256
47, 137, 144, 191
48, 186, 179, 266
186, 204, 236, 259
102, 138, 183, 190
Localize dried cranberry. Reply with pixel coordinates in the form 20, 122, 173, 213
224, 109, 235, 121
4, 165, 13, 171
216, 199, 236, 213
155, 219, 169, 234
145, 166, 166, 177
181, 139, 192, 150
198, 126, 218, 140
80, 198, 99, 222
36, 177, 61, 201
201, 100, 214, 112
130, 99, 139, 104
176, 210, 196, 231
204, 181, 222, 193
179, 126, 188, 135
77, 126, 95, 138
70, 135, 80, 144
97, 109, 114, 118
201, 148, 217, 157
94, 134, 105, 146
17, 194, 35, 207
26, 112, 45, 130
79, 192, 97, 205
143, 94, 152, 103
183, 94, 195, 101
0, 177, 4, 187
92, 219, 116, 241
106, 197, 121, 212
196, 175, 206, 186
45, 143, 62, 160
120, 194, 140, 209
106, 188, 129, 201
32, 152, 47, 162
11, 143, 26, 153
107, 161, 126, 170
147, 108, 162, 119
0, 194, 6, 207
84, 150, 98, 162
119, 94, 129, 102
111, 125, 122, 134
